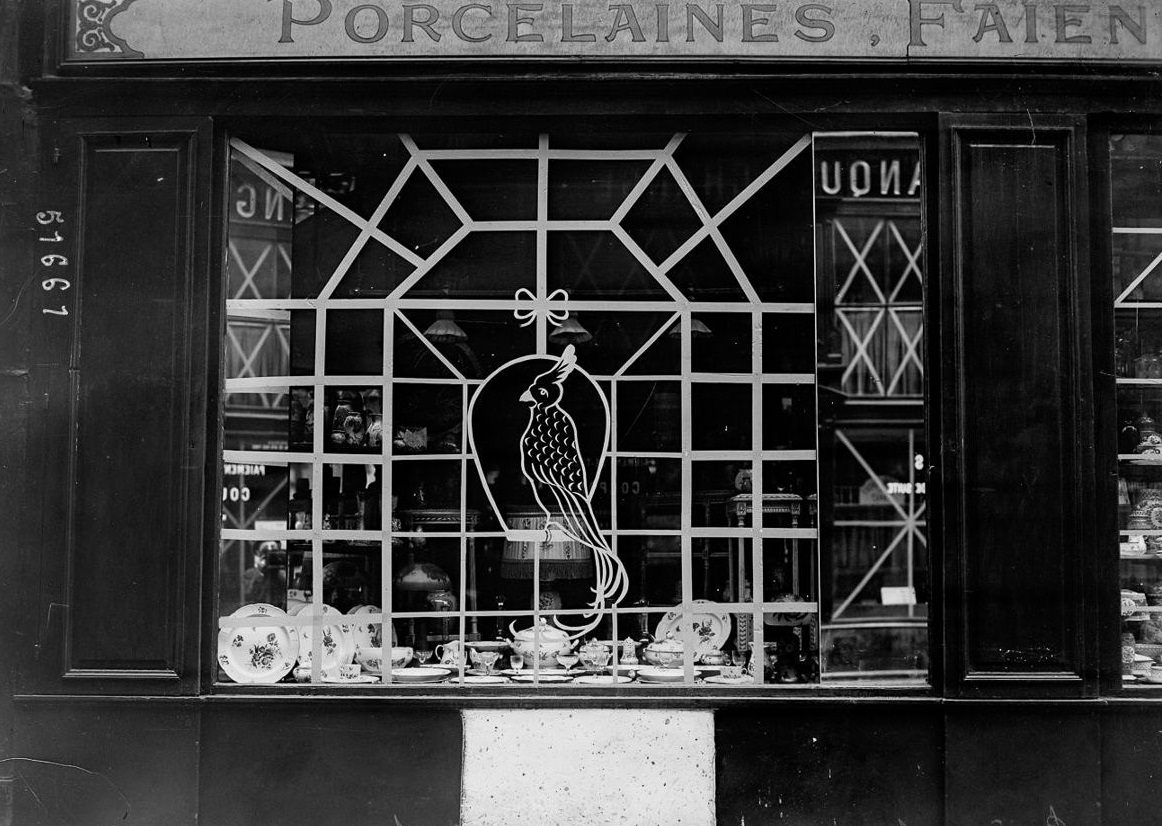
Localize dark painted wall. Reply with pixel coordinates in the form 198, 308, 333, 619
718, 702, 1142, 826
1, 0, 37, 820
10, 700, 1162, 825
716, 703, 944, 826
11, 701, 463, 826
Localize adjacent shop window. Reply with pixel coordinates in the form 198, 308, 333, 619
815, 137, 929, 681
216, 127, 928, 689
1113, 133, 1162, 685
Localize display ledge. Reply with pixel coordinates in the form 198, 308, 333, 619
1109, 685, 1162, 702
35, 693, 1162, 708
203, 681, 933, 705
197, 683, 934, 710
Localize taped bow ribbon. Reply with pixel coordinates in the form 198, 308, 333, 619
513, 287, 570, 328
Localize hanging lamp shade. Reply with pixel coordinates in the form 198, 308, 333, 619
548, 315, 592, 346
423, 310, 468, 344
667, 318, 713, 338
395, 557, 452, 591
501, 507, 594, 580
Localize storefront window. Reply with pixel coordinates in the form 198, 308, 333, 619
815, 136, 929, 682
1112, 133, 1162, 686
215, 127, 928, 689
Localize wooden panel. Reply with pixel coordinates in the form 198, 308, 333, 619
63, 133, 196, 679
199, 703, 462, 826
941, 117, 1094, 694
962, 140, 1071, 672
945, 705, 1100, 826
11, 699, 199, 826
717, 703, 943, 825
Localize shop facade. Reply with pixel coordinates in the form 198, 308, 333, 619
2, 1, 1162, 824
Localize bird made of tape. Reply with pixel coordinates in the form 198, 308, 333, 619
469, 344, 627, 638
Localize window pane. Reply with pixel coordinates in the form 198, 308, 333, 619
217, 129, 927, 689
816, 135, 928, 685
1112, 133, 1162, 689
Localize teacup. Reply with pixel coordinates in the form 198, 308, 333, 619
699, 650, 728, 666
721, 665, 744, 680
1147, 664, 1162, 684
391, 646, 414, 668
322, 664, 358, 681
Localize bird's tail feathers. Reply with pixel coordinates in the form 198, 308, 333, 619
549, 559, 629, 639
543, 489, 630, 640
551, 500, 630, 640
551, 612, 603, 639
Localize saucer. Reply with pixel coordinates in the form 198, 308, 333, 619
635, 666, 705, 683
449, 675, 508, 685
510, 673, 573, 683
321, 675, 378, 684
704, 675, 754, 685
575, 675, 633, 686
389, 666, 451, 684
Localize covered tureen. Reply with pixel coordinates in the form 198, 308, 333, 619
508, 618, 572, 668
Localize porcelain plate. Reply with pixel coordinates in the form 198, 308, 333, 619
217, 603, 299, 684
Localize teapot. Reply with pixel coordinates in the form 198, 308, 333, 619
508, 618, 572, 669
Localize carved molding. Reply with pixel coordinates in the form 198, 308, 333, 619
74, 0, 144, 58
63, 668, 181, 681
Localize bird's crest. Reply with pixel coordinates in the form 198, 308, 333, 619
540, 344, 577, 386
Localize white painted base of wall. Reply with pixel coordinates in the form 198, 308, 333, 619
460, 709, 715, 826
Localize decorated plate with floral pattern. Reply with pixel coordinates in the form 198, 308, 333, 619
346, 604, 397, 650
291, 603, 355, 671
653, 600, 731, 660
321, 674, 379, 685
217, 603, 299, 684
703, 674, 755, 686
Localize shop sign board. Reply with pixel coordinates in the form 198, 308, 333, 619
71, 0, 1162, 63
